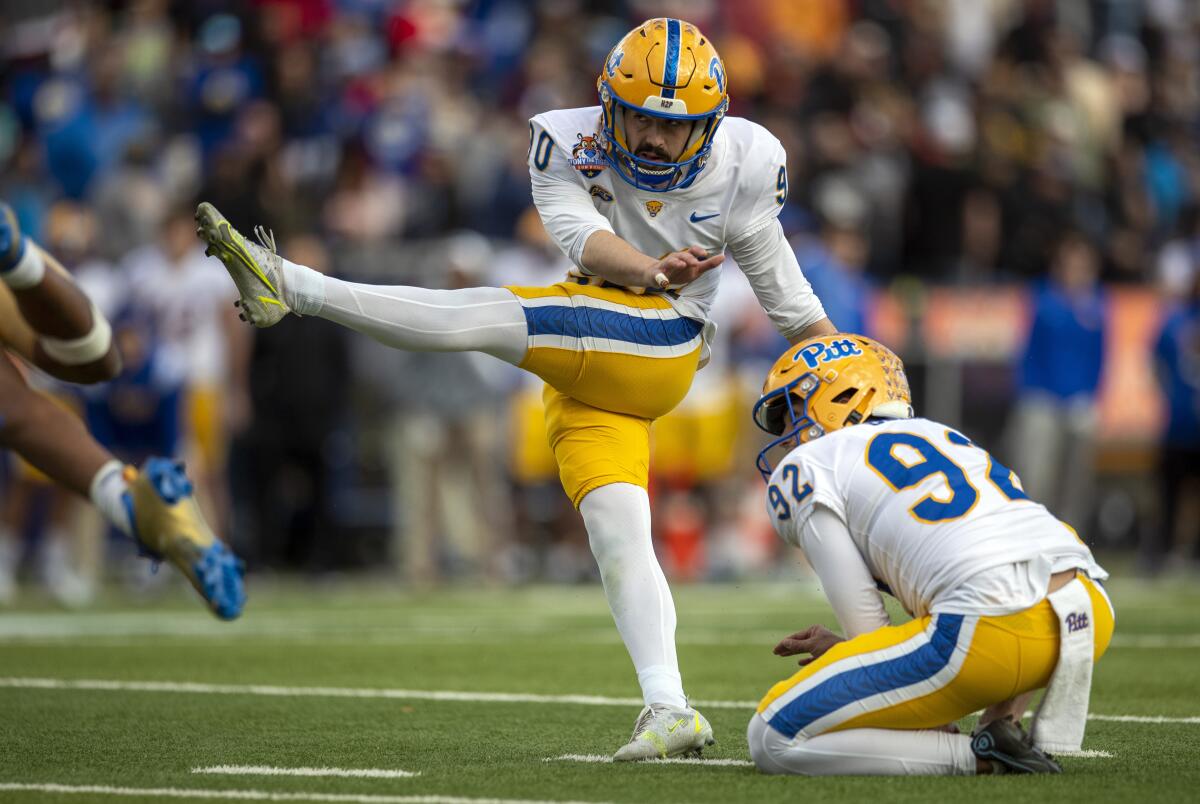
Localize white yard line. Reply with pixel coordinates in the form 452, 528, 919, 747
1, 676, 1197, 724
546, 754, 754, 767
1087, 714, 1200, 724
0, 783, 602, 804
1108, 634, 1200, 648
0, 676, 643, 708
548, 751, 1110, 764
193, 766, 419, 779
1, 613, 1196, 649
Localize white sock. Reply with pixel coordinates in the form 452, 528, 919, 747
89, 460, 132, 537
289, 266, 528, 364
747, 714, 977, 776
0, 239, 46, 289
280, 258, 325, 315
579, 482, 687, 709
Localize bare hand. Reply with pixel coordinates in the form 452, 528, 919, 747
651, 246, 724, 289
773, 625, 844, 666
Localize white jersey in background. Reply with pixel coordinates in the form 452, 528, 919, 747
528, 107, 824, 342
122, 244, 233, 387
766, 417, 1107, 634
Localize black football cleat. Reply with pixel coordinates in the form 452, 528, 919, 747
971, 716, 1063, 774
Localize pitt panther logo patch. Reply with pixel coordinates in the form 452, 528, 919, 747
570, 134, 606, 178
795, 338, 863, 370
644, 200, 664, 218
589, 185, 613, 202
1066, 612, 1090, 633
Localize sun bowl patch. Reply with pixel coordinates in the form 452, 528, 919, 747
570, 133, 606, 179
645, 200, 664, 218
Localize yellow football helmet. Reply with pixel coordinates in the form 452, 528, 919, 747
598, 18, 729, 192
753, 334, 913, 479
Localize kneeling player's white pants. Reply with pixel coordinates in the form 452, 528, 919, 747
746, 713, 977, 776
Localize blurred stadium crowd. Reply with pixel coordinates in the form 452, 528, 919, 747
1, 0, 1198, 603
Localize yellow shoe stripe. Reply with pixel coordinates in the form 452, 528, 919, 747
643, 732, 668, 757
258, 296, 284, 307
218, 221, 278, 295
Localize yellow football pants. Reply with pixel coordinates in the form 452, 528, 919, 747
506, 283, 703, 506
757, 575, 1114, 738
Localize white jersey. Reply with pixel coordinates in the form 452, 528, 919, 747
122, 244, 233, 387
528, 107, 825, 340
766, 417, 1106, 625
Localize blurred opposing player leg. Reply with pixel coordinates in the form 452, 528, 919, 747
0, 203, 120, 384
1, 203, 245, 619
0, 354, 245, 618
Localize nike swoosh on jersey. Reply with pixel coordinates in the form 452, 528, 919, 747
689, 212, 721, 223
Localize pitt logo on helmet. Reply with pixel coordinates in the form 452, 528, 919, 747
597, 18, 729, 193
795, 338, 863, 370
752, 335, 913, 481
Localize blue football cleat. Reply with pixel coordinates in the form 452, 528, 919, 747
0, 201, 27, 271
126, 458, 245, 620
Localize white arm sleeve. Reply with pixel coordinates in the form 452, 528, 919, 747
799, 504, 890, 638
727, 219, 828, 340
528, 119, 613, 268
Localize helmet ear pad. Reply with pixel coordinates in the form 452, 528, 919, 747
809, 382, 878, 435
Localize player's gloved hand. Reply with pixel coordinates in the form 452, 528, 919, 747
773, 624, 845, 666
651, 245, 724, 289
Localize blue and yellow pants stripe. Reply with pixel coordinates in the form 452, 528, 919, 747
757, 575, 1114, 739
505, 282, 703, 506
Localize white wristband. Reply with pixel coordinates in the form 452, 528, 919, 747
39, 301, 113, 365
1, 241, 46, 289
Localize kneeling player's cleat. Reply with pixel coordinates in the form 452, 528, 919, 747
194, 201, 289, 328
971, 716, 1062, 774
127, 457, 245, 620
613, 704, 715, 762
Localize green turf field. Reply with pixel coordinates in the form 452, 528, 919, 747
1, 566, 1198, 803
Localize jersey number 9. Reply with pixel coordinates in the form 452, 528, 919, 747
866, 429, 1029, 524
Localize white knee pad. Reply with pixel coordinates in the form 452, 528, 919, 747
748, 713, 831, 776
747, 713, 789, 775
